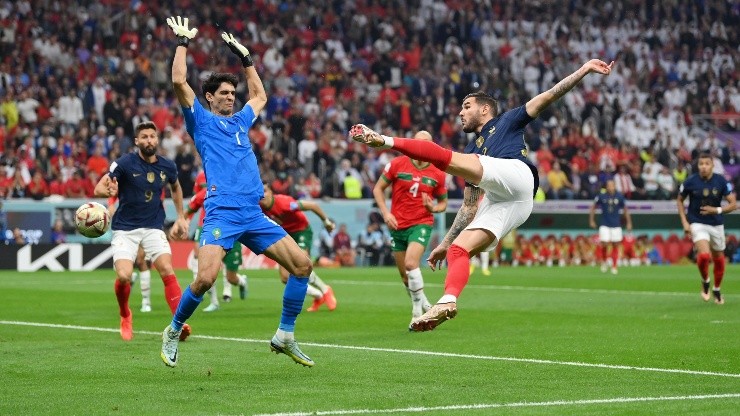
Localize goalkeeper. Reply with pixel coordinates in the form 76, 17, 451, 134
160, 16, 315, 368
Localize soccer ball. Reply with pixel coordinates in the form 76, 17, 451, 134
75, 202, 111, 238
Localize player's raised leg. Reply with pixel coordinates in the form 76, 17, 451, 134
350, 124, 485, 186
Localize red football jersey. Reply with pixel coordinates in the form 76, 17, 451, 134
261, 194, 309, 233
193, 170, 206, 194
382, 156, 447, 229
187, 188, 207, 226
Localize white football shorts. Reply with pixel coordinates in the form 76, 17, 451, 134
598, 226, 623, 243
111, 228, 171, 263
466, 157, 534, 248
690, 223, 726, 251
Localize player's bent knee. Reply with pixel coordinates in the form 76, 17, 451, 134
291, 261, 312, 278
404, 261, 420, 271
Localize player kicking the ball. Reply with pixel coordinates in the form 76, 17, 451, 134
351, 59, 614, 331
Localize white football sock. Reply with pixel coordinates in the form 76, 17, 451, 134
222, 272, 233, 298
139, 270, 151, 305
191, 257, 198, 280
308, 271, 329, 293
438, 294, 457, 304
480, 251, 490, 271
237, 273, 247, 287
207, 283, 218, 306
306, 285, 323, 299
407, 268, 426, 314
276, 329, 294, 342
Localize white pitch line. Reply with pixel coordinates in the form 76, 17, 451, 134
1, 277, 727, 299
330, 279, 712, 297
2, 320, 739, 379
252, 393, 740, 416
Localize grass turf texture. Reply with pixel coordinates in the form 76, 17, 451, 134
0, 265, 738, 415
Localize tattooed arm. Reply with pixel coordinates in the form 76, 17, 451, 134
525, 59, 614, 118
442, 185, 482, 247
427, 185, 482, 270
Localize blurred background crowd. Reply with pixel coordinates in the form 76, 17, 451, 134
0, 0, 737, 204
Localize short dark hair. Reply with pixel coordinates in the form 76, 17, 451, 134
135, 121, 157, 136
698, 152, 713, 160
463, 91, 498, 116
202, 73, 239, 98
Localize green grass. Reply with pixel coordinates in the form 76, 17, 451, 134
0, 265, 739, 415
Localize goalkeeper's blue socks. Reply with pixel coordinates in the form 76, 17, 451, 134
278, 275, 309, 334
170, 285, 203, 331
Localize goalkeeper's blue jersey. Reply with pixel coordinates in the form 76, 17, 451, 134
183, 99, 263, 207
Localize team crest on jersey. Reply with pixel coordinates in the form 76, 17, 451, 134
476, 136, 484, 148
160, 171, 166, 183
703, 188, 709, 196
146, 172, 155, 183
212, 228, 222, 239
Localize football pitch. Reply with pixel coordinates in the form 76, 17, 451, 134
1, 265, 738, 415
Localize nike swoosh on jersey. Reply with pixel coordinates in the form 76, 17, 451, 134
133, 173, 141, 177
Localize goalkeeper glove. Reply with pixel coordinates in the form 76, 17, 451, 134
166, 16, 198, 47
221, 32, 254, 67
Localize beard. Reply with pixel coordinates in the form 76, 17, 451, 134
139, 145, 157, 157
461, 113, 481, 133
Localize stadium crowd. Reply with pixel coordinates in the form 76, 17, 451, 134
0, 0, 737, 204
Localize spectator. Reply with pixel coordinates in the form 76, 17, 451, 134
656, 166, 675, 199
8, 169, 27, 198
333, 223, 355, 267
86, 143, 109, 177
642, 156, 664, 199
358, 221, 385, 266
16, 89, 39, 125
51, 219, 66, 244
175, 143, 195, 197
0, 200, 6, 242
26, 170, 49, 200
63, 169, 86, 198
547, 162, 574, 200
614, 164, 636, 199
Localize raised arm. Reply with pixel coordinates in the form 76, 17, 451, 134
298, 200, 335, 232
221, 32, 267, 114
525, 59, 614, 118
166, 16, 198, 107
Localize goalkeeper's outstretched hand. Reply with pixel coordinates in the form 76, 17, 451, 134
166, 16, 198, 46
221, 32, 254, 67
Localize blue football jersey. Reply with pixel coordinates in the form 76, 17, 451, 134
108, 152, 178, 231
463, 105, 538, 192
679, 173, 732, 226
183, 99, 263, 207
594, 191, 625, 227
